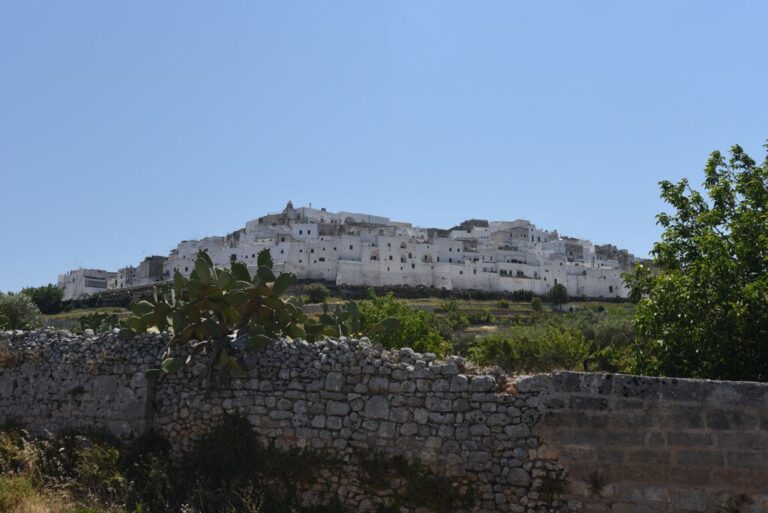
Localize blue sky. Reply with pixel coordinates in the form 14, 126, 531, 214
2, 1, 767, 291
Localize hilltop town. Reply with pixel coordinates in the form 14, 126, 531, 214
57, 202, 635, 300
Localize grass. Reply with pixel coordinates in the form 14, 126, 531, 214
45, 308, 130, 322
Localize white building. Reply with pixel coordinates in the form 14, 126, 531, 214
57, 269, 117, 300
59, 202, 636, 300
164, 202, 635, 299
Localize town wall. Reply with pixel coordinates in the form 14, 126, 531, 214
1, 330, 766, 513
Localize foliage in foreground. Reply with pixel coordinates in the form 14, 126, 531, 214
123, 251, 397, 384
21, 284, 65, 315
0, 417, 469, 513
0, 292, 43, 330
626, 143, 768, 381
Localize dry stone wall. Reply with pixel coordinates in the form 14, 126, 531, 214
1, 330, 767, 513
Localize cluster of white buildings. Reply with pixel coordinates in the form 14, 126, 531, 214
58, 202, 635, 300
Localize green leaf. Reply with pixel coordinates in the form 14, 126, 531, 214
118, 328, 135, 341
231, 262, 251, 282
273, 273, 295, 296
246, 334, 272, 351
161, 357, 184, 374
202, 318, 223, 340
132, 300, 154, 317
286, 323, 305, 339
195, 256, 212, 285
173, 271, 186, 296
257, 248, 273, 269
127, 317, 145, 332
257, 265, 276, 283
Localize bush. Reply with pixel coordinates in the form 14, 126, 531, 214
467, 310, 495, 326
496, 300, 509, 309
20, 284, 64, 315
358, 292, 450, 355
548, 284, 568, 311
530, 297, 543, 313
78, 312, 121, 334
0, 293, 43, 330
469, 322, 589, 373
304, 283, 330, 304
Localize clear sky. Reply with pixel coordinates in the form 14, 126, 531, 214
2, 1, 767, 292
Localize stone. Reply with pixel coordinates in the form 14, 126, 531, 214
364, 395, 389, 420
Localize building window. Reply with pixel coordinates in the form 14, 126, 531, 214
349, 245, 353, 250
311, 249, 314, 253
299, 230, 303, 235
411, 263, 415, 269
281, 249, 284, 254
389, 255, 393, 260
281, 237, 285, 242
609, 285, 614, 293
449, 258, 452, 263
459, 270, 463, 275
307, 230, 311, 235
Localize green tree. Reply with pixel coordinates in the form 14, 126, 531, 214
626, 144, 768, 381
0, 292, 43, 330
548, 283, 568, 312
304, 283, 330, 304
20, 284, 64, 314
358, 292, 450, 355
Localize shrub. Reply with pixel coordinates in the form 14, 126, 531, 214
304, 283, 330, 304
20, 284, 64, 314
496, 300, 509, 309
358, 292, 450, 355
0, 293, 43, 330
467, 310, 495, 326
530, 296, 543, 313
469, 322, 589, 372
548, 284, 568, 312
78, 312, 121, 334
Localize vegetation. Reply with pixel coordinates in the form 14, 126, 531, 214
0, 292, 43, 330
21, 284, 64, 314
78, 312, 122, 334
627, 144, 768, 381
303, 283, 330, 304
0, 417, 468, 513
124, 251, 397, 384
548, 283, 568, 312
468, 306, 636, 373
358, 292, 450, 355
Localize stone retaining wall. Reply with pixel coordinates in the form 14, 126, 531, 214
1, 330, 767, 513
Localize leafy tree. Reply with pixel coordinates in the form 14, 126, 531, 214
530, 296, 543, 313
21, 284, 64, 314
304, 283, 330, 304
626, 144, 768, 381
358, 292, 450, 355
548, 283, 568, 312
0, 292, 43, 330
